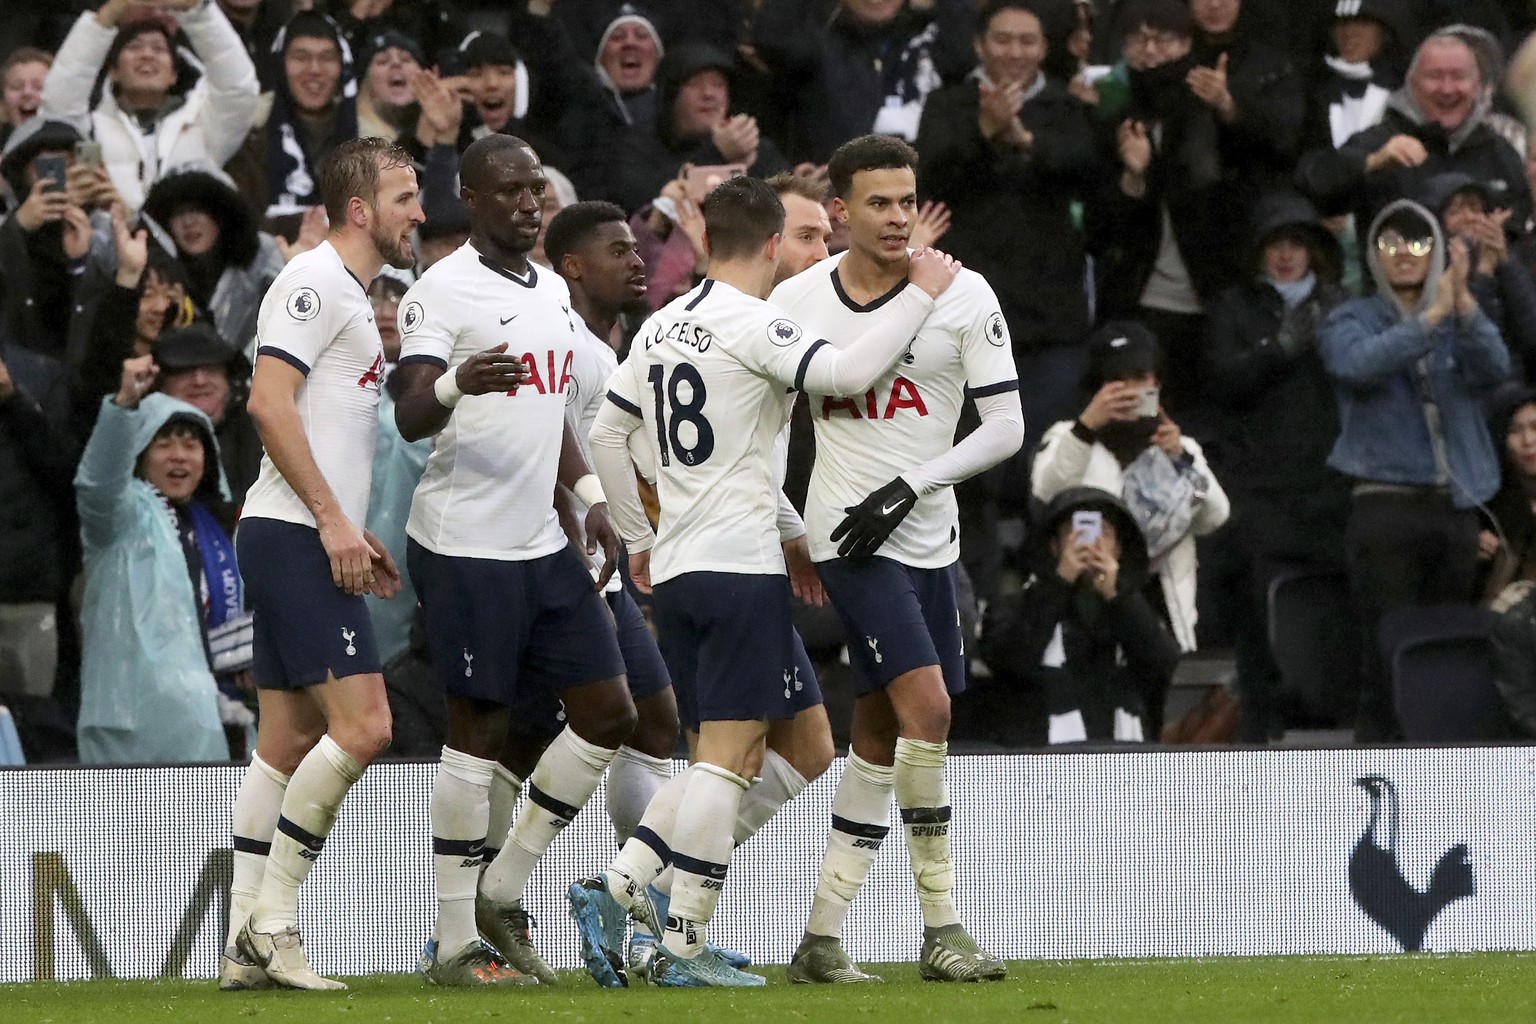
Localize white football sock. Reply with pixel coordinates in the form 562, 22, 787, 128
894, 737, 959, 929
607, 745, 672, 845
482, 763, 523, 864
481, 726, 615, 904
734, 748, 808, 845
605, 769, 688, 914
249, 735, 362, 933
432, 746, 495, 955
805, 752, 893, 940
663, 762, 749, 958
227, 755, 289, 950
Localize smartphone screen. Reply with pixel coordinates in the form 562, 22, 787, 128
34, 154, 67, 193
1072, 510, 1103, 547
74, 141, 102, 171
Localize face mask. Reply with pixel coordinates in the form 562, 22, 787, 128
1099, 416, 1159, 463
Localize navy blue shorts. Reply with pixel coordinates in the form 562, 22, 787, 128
407, 540, 626, 706
237, 517, 382, 689
816, 556, 966, 696
517, 583, 672, 731
652, 572, 823, 729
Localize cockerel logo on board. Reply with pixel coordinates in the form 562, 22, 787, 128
1348, 775, 1474, 951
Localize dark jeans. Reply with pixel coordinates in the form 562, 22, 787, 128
1346, 490, 1480, 741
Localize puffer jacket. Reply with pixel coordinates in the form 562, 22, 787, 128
1031, 422, 1230, 652
1319, 199, 1511, 507
39, 4, 259, 212
74, 393, 228, 764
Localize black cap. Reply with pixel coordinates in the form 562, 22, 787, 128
0, 119, 83, 198
153, 323, 249, 378
461, 32, 521, 71
358, 29, 425, 72
1083, 321, 1163, 393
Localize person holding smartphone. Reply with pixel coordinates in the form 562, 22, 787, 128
980, 486, 1180, 744
0, 119, 111, 362
1032, 320, 1229, 736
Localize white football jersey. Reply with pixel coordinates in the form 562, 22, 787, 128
399, 242, 580, 561
769, 252, 1018, 567
605, 278, 825, 585
243, 241, 385, 530
566, 318, 619, 464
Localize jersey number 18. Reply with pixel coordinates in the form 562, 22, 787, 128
648, 362, 715, 467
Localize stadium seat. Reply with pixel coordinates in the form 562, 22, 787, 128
1267, 568, 1360, 726
1379, 605, 1511, 743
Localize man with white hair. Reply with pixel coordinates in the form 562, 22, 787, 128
1299, 25, 1532, 270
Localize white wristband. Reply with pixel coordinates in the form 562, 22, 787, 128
573, 473, 606, 507
433, 368, 464, 409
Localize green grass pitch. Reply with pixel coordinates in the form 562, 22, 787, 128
6, 954, 1534, 1024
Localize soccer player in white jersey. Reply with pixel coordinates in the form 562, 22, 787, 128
769, 134, 1024, 983
568, 176, 959, 988
390, 135, 638, 987
226, 138, 422, 991
458, 199, 694, 972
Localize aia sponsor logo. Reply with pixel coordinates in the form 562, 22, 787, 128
357, 350, 385, 392
821, 377, 928, 419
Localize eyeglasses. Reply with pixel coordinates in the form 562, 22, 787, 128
369, 293, 400, 308
1376, 232, 1433, 257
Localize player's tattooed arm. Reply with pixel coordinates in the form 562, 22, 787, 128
393, 342, 530, 441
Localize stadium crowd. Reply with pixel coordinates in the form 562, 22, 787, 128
6, 0, 1536, 764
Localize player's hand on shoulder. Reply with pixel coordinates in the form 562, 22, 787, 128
318, 514, 374, 596
456, 342, 530, 396
907, 246, 962, 300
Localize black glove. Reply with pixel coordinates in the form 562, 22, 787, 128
830, 477, 918, 558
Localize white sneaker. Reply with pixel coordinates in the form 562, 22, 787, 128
236, 923, 348, 991
218, 947, 272, 990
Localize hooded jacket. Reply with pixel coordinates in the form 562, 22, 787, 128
38, 5, 259, 212
597, 42, 790, 215
1420, 170, 1536, 380
1204, 191, 1352, 495
142, 168, 285, 356
1031, 420, 1229, 653
237, 11, 358, 219
1296, 79, 1533, 268
74, 392, 229, 764
1318, 198, 1511, 507
979, 486, 1180, 744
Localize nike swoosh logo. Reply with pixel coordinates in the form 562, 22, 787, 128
500, 314, 518, 325
881, 499, 907, 516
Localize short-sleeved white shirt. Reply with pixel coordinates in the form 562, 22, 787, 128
769, 252, 1018, 567
606, 278, 826, 585
242, 241, 385, 529
399, 242, 579, 562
